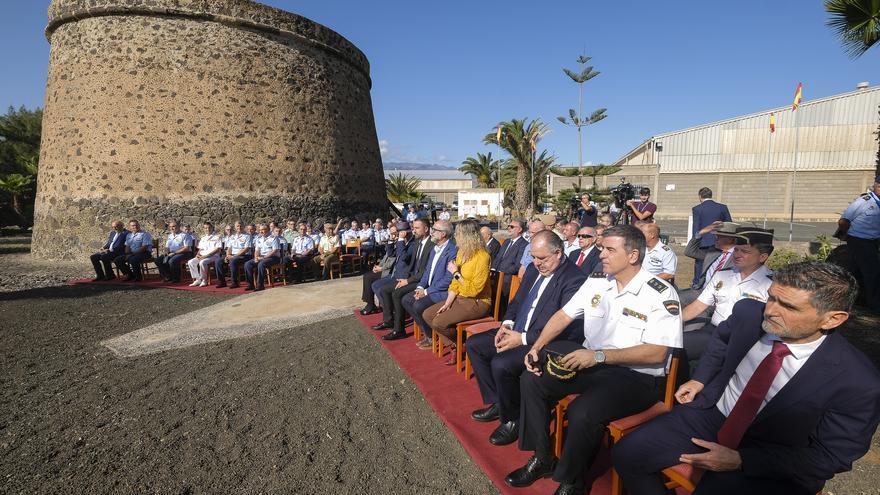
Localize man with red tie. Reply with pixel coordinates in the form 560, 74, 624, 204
612, 261, 880, 495
567, 226, 601, 274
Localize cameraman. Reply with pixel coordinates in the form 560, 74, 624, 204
836, 176, 880, 311
574, 193, 598, 227
627, 187, 657, 224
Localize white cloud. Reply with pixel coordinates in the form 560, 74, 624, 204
378, 139, 389, 157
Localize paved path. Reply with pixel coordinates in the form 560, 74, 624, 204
102, 277, 363, 357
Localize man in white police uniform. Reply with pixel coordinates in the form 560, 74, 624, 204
187, 222, 223, 286
835, 176, 880, 311
155, 219, 193, 283
681, 227, 774, 361
505, 225, 683, 495
638, 222, 677, 282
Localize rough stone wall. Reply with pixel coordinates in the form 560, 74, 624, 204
34, 0, 386, 260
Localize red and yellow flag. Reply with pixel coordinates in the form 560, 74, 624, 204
769, 113, 776, 133
792, 82, 802, 110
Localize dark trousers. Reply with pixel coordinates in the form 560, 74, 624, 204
114, 252, 150, 279
380, 281, 418, 330
371, 275, 396, 308
612, 404, 812, 495
496, 272, 515, 318
519, 340, 658, 484
682, 323, 717, 363
245, 256, 279, 289
401, 290, 444, 337
847, 235, 880, 310
216, 254, 252, 286
156, 253, 192, 281
90, 251, 116, 279
466, 329, 530, 423
692, 247, 712, 287
285, 254, 313, 282
361, 270, 383, 306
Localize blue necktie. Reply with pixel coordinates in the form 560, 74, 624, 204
514, 276, 545, 332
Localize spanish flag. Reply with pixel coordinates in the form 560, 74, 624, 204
769, 113, 776, 133
792, 82, 802, 110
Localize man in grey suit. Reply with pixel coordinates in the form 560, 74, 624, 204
681, 221, 739, 304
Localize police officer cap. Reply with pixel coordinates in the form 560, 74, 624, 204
734, 226, 774, 245
396, 221, 411, 232
714, 222, 741, 238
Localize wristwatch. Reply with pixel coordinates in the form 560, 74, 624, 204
594, 350, 606, 364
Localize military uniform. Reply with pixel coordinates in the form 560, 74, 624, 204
244, 234, 280, 290
214, 232, 252, 288
841, 190, 880, 310
642, 240, 678, 279
313, 234, 341, 280
156, 231, 194, 282
684, 265, 773, 361
186, 233, 223, 284
517, 269, 682, 488
114, 229, 153, 281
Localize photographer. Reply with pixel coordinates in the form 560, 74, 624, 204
627, 187, 657, 224
573, 193, 598, 228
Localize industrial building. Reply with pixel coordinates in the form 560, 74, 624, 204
383, 168, 475, 205
548, 84, 880, 221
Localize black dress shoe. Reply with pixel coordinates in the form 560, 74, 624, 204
372, 322, 392, 330
382, 330, 407, 341
490, 420, 519, 446
359, 306, 377, 315
471, 404, 499, 423
244, 285, 255, 291
505, 455, 556, 488
553, 481, 584, 495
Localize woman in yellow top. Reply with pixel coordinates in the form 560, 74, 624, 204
422, 219, 492, 363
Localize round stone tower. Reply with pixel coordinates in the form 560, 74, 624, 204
33, 0, 386, 260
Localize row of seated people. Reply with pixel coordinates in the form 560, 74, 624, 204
88, 217, 397, 290
358, 219, 880, 495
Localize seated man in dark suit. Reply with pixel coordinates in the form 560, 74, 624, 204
481, 226, 501, 261
491, 218, 528, 316
468, 230, 587, 446
90, 220, 128, 281
400, 220, 459, 346
613, 262, 880, 495
359, 223, 403, 314
373, 218, 433, 339
567, 226, 601, 274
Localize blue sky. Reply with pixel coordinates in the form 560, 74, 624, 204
2, 1, 878, 167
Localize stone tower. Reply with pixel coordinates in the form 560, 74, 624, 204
33, 0, 386, 260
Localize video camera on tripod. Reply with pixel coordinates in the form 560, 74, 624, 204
610, 178, 636, 209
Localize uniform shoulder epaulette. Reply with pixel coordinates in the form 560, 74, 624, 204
661, 245, 670, 251
647, 277, 668, 293
861, 193, 872, 200
589, 271, 605, 278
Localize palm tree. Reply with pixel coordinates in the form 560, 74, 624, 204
483, 118, 552, 215
558, 53, 607, 188
460, 152, 502, 187
0, 173, 33, 218
825, 0, 880, 58
385, 173, 423, 203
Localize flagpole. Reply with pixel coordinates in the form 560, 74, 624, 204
789, 106, 799, 242
763, 120, 773, 228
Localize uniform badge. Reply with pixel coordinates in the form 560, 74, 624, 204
663, 300, 680, 315
715, 280, 723, 290
744, 293, 763, 301
591, 294, 601, 308
647, 278, 667, 293
589, 271, 605, 278
622, 307, 648, 322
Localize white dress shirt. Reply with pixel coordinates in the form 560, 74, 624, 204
503, 273, 555, 345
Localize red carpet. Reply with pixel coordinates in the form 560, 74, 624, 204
65, 277, 290, 294
353, 310, 615, 495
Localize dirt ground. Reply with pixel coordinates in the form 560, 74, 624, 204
0, 285, 495, 494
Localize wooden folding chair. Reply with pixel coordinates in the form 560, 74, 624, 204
340, 239, 363, 274
140, 240, 160, 279
456, 274, 522, 378
552, 351, 680, 464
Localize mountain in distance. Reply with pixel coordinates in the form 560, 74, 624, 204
382, 161, 457, 170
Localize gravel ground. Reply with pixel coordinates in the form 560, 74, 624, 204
0, 284, 496, 494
